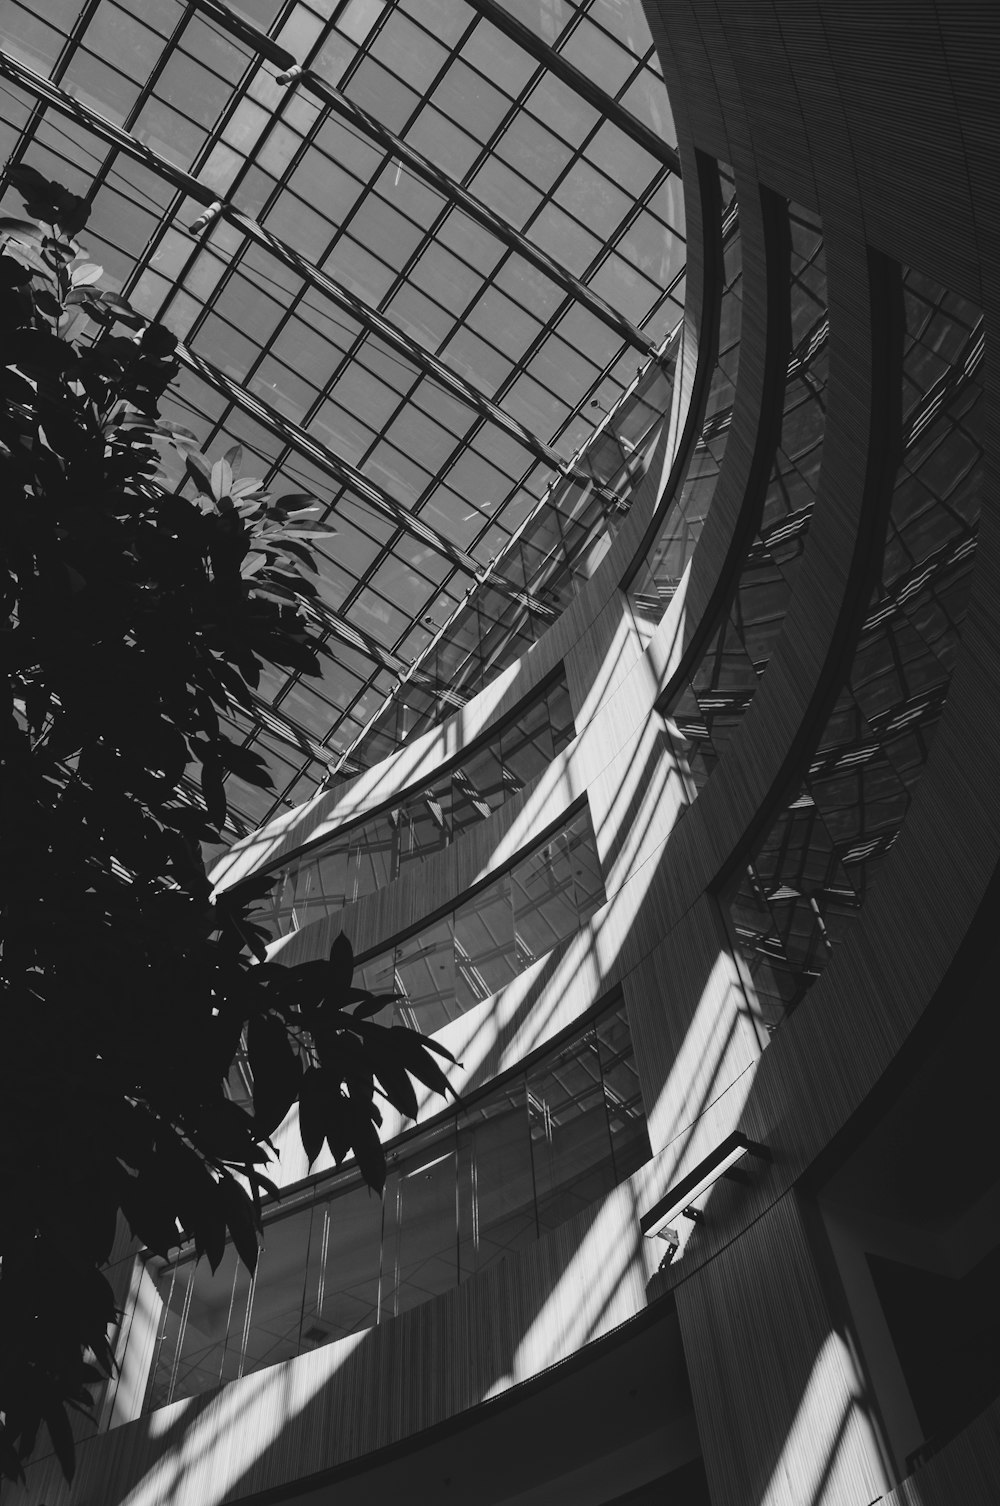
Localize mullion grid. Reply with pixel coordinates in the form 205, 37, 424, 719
315, 0, 679, 429
2, 0, 683, 831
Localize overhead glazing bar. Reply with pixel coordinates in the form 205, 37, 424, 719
297, 74, 656, 358
0, 50, 587, 478
459, 0, 681, 174
0, 48, 554, 606
176, 340, 563, 613
175, 341, 488, 579
192, 0, 660, 353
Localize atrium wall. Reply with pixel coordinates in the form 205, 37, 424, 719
8, 2, 999, 1505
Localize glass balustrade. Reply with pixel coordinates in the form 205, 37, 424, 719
256, 668, 574, 938
144, 996, 649, 1410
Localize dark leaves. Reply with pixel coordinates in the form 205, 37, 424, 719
248, 1013, 302, 1136
218, 1173, 260, 1275
328, 932, 354, 993
0, 172, 456, 1489
298, 1066, 328, 1169
43, 1404, 76, 1484
6, 325, 77, 375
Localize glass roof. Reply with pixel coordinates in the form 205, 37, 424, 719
1, 0, 684, 852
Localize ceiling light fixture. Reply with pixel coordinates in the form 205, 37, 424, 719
640, 1132, 769, 1240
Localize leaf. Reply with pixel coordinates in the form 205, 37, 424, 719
324, 1090, 352, 1165
248, 1013, 302, 1136
211, 456, 233, 502
298, 1066, 327, 1168
200, 752, 227, 830
118, 1169, 181, 1258
33, 287, 63, 318
7, 326, 76, 374
374, 1048, 418, 1119
346, 1100, 385, 1194
328, 932, 354, 994
70, 261, 103, 287
0, 251, 33, 286
223, 443, 243, 475
274, 494, 317, 511
349, 990, 399, 1020
219, 1173, 260, 1274
0, 216, 41, 237
185, 451, 213, 497
387, 1026, 458, 1101
196, 1099, 267, 1164
42, 1403, 76, 1483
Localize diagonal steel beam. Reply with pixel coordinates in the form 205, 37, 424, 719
460, 0, 680, 174
0, 50, 589, 478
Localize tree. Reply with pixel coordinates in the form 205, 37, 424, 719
0, 167, 456, 1486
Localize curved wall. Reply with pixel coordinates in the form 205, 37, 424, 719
15, 5, 999, 1506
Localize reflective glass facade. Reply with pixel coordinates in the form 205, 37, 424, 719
1, 0, 685, 853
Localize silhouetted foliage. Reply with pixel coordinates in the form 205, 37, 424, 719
0, 168, 456, 1486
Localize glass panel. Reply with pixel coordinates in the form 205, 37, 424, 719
527, 1032, 616, 1233
511, 810, 602, 960
596, 1006, 650, 1181
394, 919, 456, 1030
457, 1082, 536, 1278
499, 697, 554, 791
241, 1205, 313, 1376
454, 873, 518, 1008
382, 1126, 457, 1317
300, 1183, 383, 1346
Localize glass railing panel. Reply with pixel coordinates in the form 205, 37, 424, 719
382, 1121, 458, 1319
499, 692, 556, 790
527, 1032, 617, 1234
141, 998, 649, 1411
450, 741, 507, 837
353, 804, 605, 1031
299, 1182, 383, 1347
253, 670, 576, 939
457, 1084, 537, 1281
454, 873, 520, 1008
395, 920, 456, 1032
729, 274, 984, 1031
596, 1008, 649, 1182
